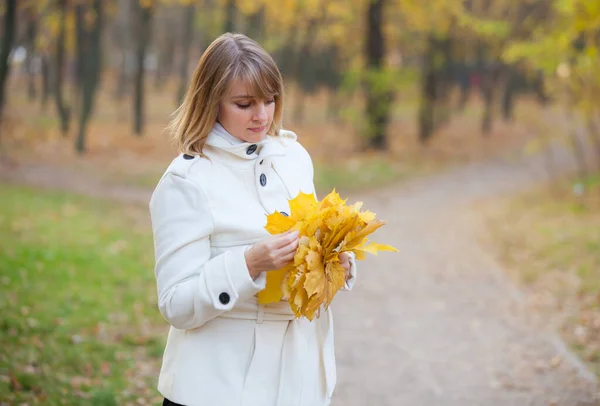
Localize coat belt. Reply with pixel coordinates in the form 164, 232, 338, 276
219, 298, 336, 405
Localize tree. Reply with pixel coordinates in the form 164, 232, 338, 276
246, 6, 265, 43
177, 3, 196, 104
24, 5, 38, 101
504, 0, 600, 177
0, 0, 17, 137
224, 0, 236, 32
54, 0, 70, 135
76, 0, 104, 153
114, 0, 133, 101
364, 0, 391, 149
133, 0, 153, 136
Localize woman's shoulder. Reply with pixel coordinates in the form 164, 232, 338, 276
160, 153, 213, 183
274, 129, 313, 170
278, 128, 298, 144
277, 129, 310, 156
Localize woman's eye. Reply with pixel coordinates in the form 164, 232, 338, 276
236, 103, 250, 109
265, 99, 275, 105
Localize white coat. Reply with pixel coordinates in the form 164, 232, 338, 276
149, 124, 356, 406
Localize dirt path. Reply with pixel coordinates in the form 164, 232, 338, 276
1, 143, 598, 405
332, 145, 598, 405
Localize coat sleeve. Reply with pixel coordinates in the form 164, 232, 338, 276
149, 172, 266, 330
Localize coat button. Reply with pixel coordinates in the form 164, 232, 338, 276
260, 173, 267, 186
246, 144, 257, 155
218, 292, 230, 305
183, 154, 194, 160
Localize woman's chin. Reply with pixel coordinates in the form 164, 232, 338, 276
243, 131, 267, 143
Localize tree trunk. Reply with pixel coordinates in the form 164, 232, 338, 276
293, 19, 318, 124
501, 67, 516, 122
133, 2, 153, 136
115, 0, 132, 101
155, 32, 175, 91
434, 37, 453, 129
0, 0, 18, 136
74, 4, 87, 93
25, 10, 37, 101
533, 71, 549, 105
364, 0, 390, 150
54, 0, 70, 135
419, 35, 436, 144
224, 0, 236, 33
587, 114, 600, 173
246, 7, 264, 42
456, 60, 470, 112
76, 0, 103, 154
481, 63, 497, 135
177, 4, 195, 105
40, 54, 51, 111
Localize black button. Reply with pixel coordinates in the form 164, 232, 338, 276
218, 292, 230, 305
260, 174, 267, 186
259, 160, 264, 165
183, 154, 194, 160
280, 211, 289, 216
246, 144, 257, 155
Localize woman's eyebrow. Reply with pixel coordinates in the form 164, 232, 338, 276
231, 95, 254, 100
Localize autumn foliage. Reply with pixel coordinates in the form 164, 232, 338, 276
257, 190, 397, 320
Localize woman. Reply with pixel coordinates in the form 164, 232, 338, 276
149, 33, 357, 406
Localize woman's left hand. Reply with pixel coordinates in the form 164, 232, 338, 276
339, 252, 351, 281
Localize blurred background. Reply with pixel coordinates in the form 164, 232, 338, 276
0, 0, 598, 405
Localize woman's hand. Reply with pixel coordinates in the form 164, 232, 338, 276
339, 252, 351, 281
245, 230, 300, 279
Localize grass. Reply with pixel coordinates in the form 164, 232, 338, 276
313, 154, 431, 196
0, 185, 166, 405
481, 176, 600, 377
315, 158, 399, 194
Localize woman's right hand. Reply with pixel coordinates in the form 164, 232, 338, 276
245, 230, 300, 279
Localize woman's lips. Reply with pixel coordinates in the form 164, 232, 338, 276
248, 125, 266, 133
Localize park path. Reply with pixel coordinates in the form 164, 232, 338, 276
1, 142, 598, 405
332, 144, 599, 406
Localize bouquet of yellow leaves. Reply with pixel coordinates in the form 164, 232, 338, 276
257, 190, 397, 320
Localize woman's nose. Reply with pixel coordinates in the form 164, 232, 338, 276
253, 104, 268, 122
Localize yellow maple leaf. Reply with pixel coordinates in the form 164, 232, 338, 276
289, 191, 318, 221
258, 190, 398, 320
265, 211, 296, 234
256, 263, 292, 303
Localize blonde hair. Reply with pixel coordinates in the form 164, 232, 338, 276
169, 33, 284, 155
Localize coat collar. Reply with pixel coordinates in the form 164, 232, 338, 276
204, 124, 289, 164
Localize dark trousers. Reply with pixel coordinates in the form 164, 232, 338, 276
163, 399, 184, 406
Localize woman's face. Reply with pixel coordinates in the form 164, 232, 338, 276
217, 79, 275, 143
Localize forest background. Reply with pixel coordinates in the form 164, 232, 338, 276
0, 0, 599, 405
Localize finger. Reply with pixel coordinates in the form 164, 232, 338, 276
274, 251, 296, 268
277, 238, 299, 257
282, 250, 296, 263
272, 231, 299, 248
